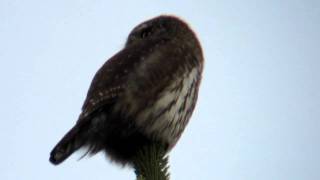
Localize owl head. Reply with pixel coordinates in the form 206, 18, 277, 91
125, 15, 198, 47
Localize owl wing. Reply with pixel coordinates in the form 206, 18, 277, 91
78, 41, 164, 121
78, 49, 133, 120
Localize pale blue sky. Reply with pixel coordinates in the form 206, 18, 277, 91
1, 1, 320, 180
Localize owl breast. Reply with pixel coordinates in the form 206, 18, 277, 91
134, 67, 200, 148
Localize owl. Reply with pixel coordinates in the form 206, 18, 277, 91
50, 15, 204, 166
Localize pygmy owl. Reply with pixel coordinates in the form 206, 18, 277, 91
50, 15, 204, 166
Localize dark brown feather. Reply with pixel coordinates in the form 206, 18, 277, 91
50, 15, 203, 166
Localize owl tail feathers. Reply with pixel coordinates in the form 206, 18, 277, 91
49, 124, 86, 165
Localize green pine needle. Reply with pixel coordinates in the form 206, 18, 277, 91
133, 143, 170, 180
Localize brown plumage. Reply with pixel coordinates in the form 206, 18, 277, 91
50, 15, 204, 166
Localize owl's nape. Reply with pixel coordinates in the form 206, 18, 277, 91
50, 15, 203, 166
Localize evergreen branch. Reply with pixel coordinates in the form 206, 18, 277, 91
133, 143, 170, 180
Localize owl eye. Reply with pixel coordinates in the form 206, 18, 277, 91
140, 27, 153, 38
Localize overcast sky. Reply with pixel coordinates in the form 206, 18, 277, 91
1, 0, 320, 180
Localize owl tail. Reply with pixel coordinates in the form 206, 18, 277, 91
49, 122, 88, 165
